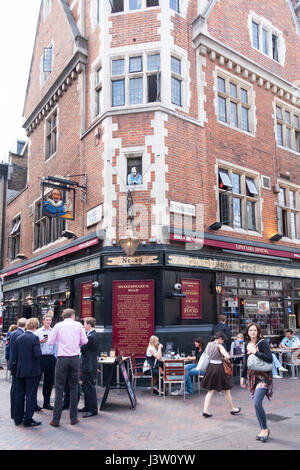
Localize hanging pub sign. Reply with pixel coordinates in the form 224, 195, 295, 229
41, 178, 76, 220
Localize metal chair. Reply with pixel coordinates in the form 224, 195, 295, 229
198, 372, 204, 394
282, 350, 300, 379
160, 359, 186, 400
129, 354, 153, 393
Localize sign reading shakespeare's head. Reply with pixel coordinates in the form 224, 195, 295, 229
41, 182, 75, 220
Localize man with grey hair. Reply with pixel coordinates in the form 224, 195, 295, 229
48, 309, 87, 427
9, 318, 27, 420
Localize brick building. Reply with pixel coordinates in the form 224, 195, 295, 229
1, 0, 300, 352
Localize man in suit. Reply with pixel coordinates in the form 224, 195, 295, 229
9, 318, 27, 420
14, 318, 42, 427
211, 314, 232, 352
78, 317, 99, 418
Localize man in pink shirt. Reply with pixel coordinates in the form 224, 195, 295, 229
48, 309, 88, 427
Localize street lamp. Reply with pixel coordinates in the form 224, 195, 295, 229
119, 189, 140, 256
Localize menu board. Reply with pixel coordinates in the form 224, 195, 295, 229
181, 279, 202, 319
112, 280, 154, 356
80, 281, 94, 319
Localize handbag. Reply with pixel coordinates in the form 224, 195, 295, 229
247, 339, 273, 372
222, 358, 233, 378
196, 350, 210, 371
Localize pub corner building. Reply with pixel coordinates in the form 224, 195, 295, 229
1, 0, 300, 355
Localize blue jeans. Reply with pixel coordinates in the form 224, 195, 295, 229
185, 363, 204, 394
272, 353, 281, 376
252, 387, 268, 430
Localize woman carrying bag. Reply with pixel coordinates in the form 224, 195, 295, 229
201, 332, 241, 418
240, 323, 273, 442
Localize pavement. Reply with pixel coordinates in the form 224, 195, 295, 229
0, 368, 300, 452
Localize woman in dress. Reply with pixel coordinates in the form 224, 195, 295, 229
202, 332, 241, 417
143, 335, 163, 394
240, 322, 273, 442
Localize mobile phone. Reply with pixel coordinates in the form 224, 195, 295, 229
44, 334, 48, 339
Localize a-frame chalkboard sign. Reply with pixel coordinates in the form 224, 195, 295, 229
100, 356, 137, 411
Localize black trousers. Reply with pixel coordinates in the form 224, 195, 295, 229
14, 376, 40, 425
82, 372, 98, 413
10, 375, 17, 419
52, 356, 80, 425
40, 355, 56, 406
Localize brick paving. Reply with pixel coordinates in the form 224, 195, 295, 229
0, 369, 300, 451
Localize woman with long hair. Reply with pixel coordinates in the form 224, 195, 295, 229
201, 332, 241, 417
240, 322, 273, 442
143, 335, 163, 394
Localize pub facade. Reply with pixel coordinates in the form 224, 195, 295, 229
2, 0, 300, 355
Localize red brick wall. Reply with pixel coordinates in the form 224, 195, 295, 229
207, 0, 300, 83
24, 0, 77, 119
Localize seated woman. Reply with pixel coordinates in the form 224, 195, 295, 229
143, 335, 163, 394
172, 337, 206, 396
230, 333, 245, 363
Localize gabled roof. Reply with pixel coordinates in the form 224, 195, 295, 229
23, 0, 86, 117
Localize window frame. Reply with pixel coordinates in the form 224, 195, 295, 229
110, 52, 161, 108
171, 56, 182, 107
45, 109, 58, 161
218, 167, 260, 232
216, 72, 253, 134
34, 199, 65, 251
275, 102, 300, 154
250, 14, 284, 65
9, 215, 21, 261
277, 185, 300, 240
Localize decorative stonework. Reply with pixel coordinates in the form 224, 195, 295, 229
196, 34, 300, 109
24, 51, 87, 137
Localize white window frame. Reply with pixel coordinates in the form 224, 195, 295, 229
110, 0, 159, 13
215, 69, 255, 135
94, 63, 102, 117
217, 165, 261, 234
275, 100, 300, 155
110, 52, 161, 109
277, 183, 300, 241
249, 12, 285, 66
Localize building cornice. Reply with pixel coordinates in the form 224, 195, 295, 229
193, 32, 300, 109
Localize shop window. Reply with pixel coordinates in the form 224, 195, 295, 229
221, 275, 284, 337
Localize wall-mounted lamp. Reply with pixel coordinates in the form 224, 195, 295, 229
208, 222, 222, 231
269, 232, 283, 242
215, 284, 223, 294
119, 224, 140, 256
165, 283, 187, 299
16, 253, 27, 260
62, 230, 77, 239
26, 295, 34, 305
65, 290, 71, 299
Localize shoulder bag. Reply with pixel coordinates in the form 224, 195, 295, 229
247, 339, 272, 372
196, 348, 210, 371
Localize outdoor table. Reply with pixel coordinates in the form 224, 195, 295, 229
159, 357, 194, 395
271, 348, 300, 379
98, 356, 129, 388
